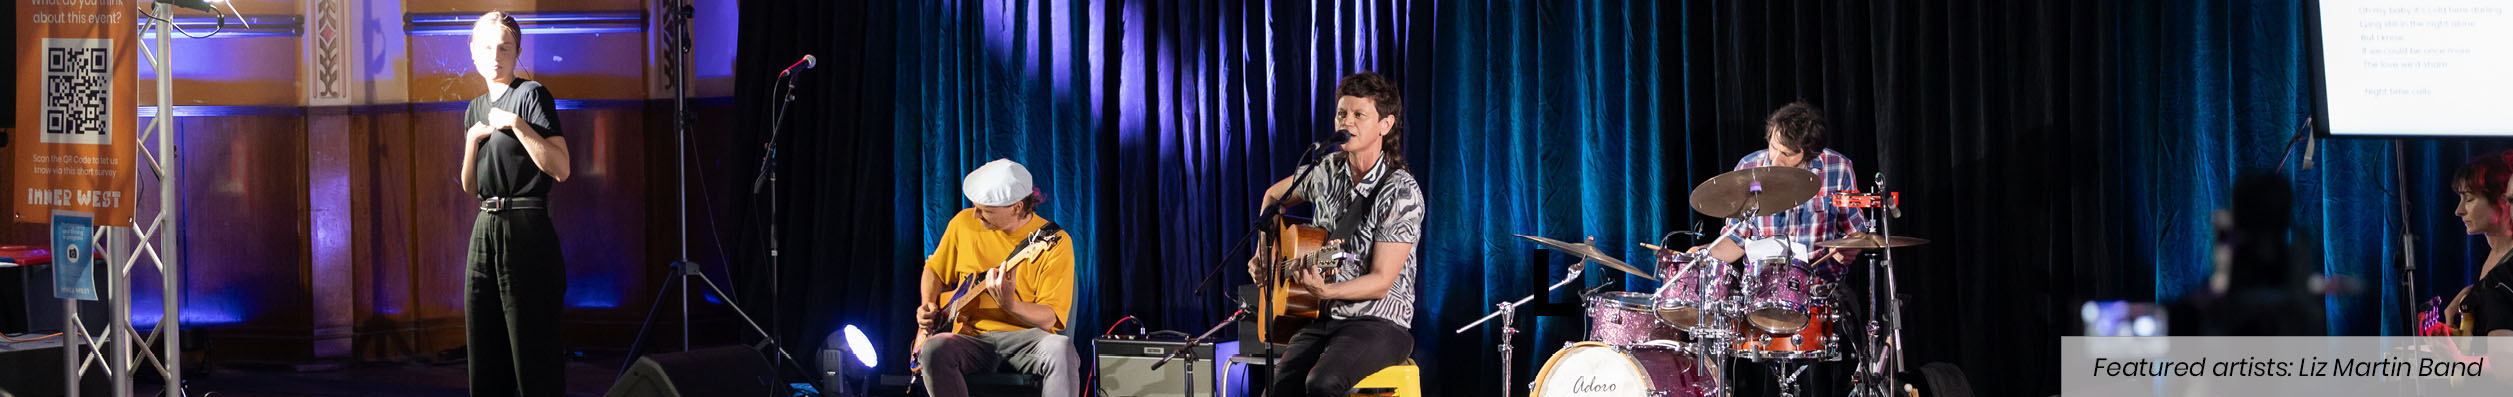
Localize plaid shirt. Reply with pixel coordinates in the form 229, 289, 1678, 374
1724, 149, 1871, 277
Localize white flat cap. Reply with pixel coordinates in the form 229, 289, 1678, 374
962, 159, 1034, 207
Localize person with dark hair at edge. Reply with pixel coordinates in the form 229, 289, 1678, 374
2447, 150, 2513, 337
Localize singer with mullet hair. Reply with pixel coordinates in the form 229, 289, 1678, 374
1246, 72, 1424, 397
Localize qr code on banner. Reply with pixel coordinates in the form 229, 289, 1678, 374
42, 38, 111, 145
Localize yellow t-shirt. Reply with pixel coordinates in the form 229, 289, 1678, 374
924, 208, 1075, 334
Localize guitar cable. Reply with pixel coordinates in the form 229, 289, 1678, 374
1086, 315, 1143, 397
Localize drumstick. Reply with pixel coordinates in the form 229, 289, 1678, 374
1639, 243, 1666, 252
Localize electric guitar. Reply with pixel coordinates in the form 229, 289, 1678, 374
908, 226, 1063, 374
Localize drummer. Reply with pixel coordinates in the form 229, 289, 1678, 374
1690, 101, 1870, 277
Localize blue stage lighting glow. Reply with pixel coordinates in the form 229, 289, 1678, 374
844, 324, 877, 368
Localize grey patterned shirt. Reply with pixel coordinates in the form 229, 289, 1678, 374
1297, 151, 1423, 329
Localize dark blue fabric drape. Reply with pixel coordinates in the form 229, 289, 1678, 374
2117, 0, 2421, 336
1419, 1, 1680, 391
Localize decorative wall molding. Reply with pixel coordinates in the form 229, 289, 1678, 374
306, 0, 353, 106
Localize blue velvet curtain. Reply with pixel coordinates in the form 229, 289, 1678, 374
2116, 0, 2422, 336
891, 0, 1109, 334
1418, 0, 1680, 391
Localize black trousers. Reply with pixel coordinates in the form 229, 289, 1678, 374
1269, 317, 1413, 397
466, 208, 567, 397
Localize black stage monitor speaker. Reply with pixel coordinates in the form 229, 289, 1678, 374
605, 345, 780, 397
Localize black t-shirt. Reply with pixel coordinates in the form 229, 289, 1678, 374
464, 78, 564, 199
2470, 255, 2513, 335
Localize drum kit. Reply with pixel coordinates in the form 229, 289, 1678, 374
1456, 166, 1930, 397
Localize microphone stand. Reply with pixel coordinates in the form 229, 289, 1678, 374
617, 58, 812, 391
1181, 134, 1342, 393
1152, 310, 1246, 397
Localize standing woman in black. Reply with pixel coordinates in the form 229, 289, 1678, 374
457, 11, 573, 396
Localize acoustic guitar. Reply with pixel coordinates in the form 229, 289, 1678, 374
1251, 217, 1347, 345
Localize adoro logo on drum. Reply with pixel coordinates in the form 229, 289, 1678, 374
1571, 376, 1619, 393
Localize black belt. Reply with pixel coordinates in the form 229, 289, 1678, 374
480, 196, 548, 213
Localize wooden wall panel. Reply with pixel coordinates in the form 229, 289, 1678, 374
137, 36, 306, 106
154, 114, 316, 360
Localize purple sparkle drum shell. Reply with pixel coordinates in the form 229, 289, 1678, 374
1586, 291, 1682, 345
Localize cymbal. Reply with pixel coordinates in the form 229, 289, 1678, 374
1689, 166, 1822, 219
1813, 235, 1932, 249
1515, 234, 1655, 281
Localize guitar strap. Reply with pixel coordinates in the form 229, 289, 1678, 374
1008, 221, 1064, 265
1326, 175, 1390, 246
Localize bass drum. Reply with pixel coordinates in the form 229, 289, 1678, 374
1532, 341, 1716, 397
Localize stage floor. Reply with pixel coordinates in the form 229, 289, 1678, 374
0, 340, 635, 397
171, 355, 631, 397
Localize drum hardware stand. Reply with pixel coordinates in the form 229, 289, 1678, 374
1457, 244, 1590, 397
1697, 221, 1756, 397
1851, 174, 1909, 397
1771, 360, 1811, 397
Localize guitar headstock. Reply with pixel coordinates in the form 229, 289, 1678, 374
1006, 232, 1063, 264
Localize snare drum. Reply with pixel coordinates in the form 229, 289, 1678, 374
1652, 253, 1730, 332
1532, 341, 1716, 397
1587, 292, 1681, 345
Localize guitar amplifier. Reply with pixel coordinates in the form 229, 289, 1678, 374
1094, 337, 1231, 396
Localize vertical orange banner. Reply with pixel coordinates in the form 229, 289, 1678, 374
15, 0, 138, 226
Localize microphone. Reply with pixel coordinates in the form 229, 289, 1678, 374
1318, 129, 1354, 147
779, 54, 817, 77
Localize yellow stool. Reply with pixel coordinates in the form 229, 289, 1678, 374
1349, 359, 1421, 397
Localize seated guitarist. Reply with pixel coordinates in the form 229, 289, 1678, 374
1247, 72, 1424, 397
915, 159, 1079, 396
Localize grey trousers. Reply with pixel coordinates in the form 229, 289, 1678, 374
916, 328, 1082, 397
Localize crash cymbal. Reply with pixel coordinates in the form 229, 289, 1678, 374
1813, 235, 1932, 249
1515, 234, 1655, 281
1689, 166, 1822, 219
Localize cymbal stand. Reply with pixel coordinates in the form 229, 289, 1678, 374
1456, 245, 1589, 397
1852, 175, 1908, 397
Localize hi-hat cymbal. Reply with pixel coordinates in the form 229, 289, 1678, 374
1515, 234, 1655, 281
1813, 235, 1932, 249
1690, 166, 1822, 219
